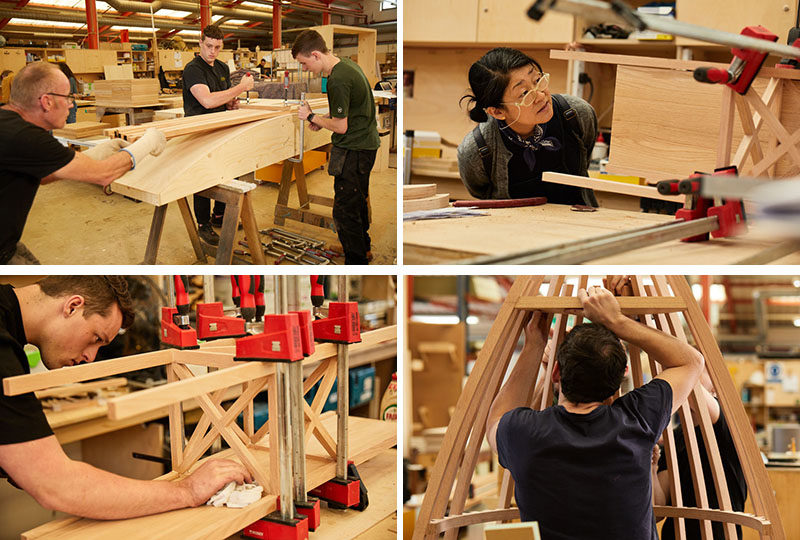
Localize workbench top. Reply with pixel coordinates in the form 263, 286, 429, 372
403, 204, 800, 265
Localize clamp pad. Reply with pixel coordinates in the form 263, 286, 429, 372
196, 302, 247, 340
235, 313, 304, 362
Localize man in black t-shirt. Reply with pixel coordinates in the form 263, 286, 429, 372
486, 284, 705, 540
0, 276, 253, 520
182, 24, 254, 246
0, 62, 166, 264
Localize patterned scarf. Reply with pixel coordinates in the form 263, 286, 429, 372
498, 121, 562, 171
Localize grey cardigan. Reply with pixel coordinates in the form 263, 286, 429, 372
457, 94, 598, 201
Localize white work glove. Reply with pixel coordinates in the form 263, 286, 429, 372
81, 138, 130, 161
124, 127, 167, 169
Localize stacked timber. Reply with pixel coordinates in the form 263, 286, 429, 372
105, 97, 329, 142
403, 183, 450, 212
53, 121, 111, 139
93, 78, 160, 107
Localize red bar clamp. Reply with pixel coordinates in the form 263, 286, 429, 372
311, 302, 361, 344
694, 25, 778, 94
675, 166, 746, 242
160, 307, 198, 349
243, 511, 309, 540
275, 496, 321, 532
235, 313, 304, 362
309, 461, 368, 511
290, 310, 315, 357
196, 302, 247, 341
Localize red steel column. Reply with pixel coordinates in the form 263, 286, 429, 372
85, 0, 99, 49
322, 0, 331, 24
272, 0, 281, 49
200, 0, 211, 30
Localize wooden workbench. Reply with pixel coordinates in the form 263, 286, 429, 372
22, 415, 396, 540
403, 204, 800, 264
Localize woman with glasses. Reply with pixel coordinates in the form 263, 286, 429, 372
458, 47, 598, 206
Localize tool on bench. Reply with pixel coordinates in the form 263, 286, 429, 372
160, 276, 199, 349
452, 196, 547, 209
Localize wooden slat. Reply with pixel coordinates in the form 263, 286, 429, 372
4, 349, 174, 396
403, 193, 450, 212
430, 509, 521, 534
514, 295, 686, 314
34, 377, 127, 399
542, 172, 684, 203
403, 184, 438, 200
653, 506, 770, 533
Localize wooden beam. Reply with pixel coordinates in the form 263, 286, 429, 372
4, 349, 174, 396
653, 506, 770, 532
514, 296, 686, 314
429, 509, 521, 533
541, 172, 684, 203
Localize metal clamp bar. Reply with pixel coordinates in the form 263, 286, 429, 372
336, 275, 349, 480
288, 91, 306, 163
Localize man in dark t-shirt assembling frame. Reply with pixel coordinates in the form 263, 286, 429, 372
486, 283, 705, 540
0, 62, 167, 264
182, 24, 254, 246
0, 276, 253, 520
292, 30, 380, 265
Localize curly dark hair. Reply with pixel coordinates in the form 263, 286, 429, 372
37, 276, 135, 329
556, 323, 627, 404
201, 24, 224, 41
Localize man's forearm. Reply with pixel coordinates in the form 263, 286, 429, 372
608, 317, 701, 370
42, 460, 192, 519
309, 114, 347, 134
201, 85, 243, 110
487, 342, 544, 434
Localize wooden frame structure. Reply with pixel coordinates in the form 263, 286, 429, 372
413, 276, 783, 540
5, 326, 397, 539
109, 100, 332, 264
308, 24, 379, 88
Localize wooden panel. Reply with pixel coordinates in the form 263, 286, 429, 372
404, 47, 570, 145
104, 64, 134, 80
81, 423, 164, 480
606, 65, 774, 181
675, 0, 797, 47
111, 108, 333, 206
403, 0, 480, 43
476, 0, 573, 44
93, 79, 160, 107
53, 121, 111, 139
403, 204, 800, 264
0, 48, 26, 72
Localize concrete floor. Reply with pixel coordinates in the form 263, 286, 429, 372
21, 158, 397, 265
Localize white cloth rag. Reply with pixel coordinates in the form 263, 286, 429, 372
206, 481, 263, 508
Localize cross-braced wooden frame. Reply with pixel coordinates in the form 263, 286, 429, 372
4, 326, 396, 497
413, 276, 783, 540
718, 77, 800, 178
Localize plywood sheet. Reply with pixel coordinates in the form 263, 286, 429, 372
403, 204, 800, 264
53, 122, 111, 139
607, 65, 800, 180
22, 415, 396, 540
111, 107, 332, 206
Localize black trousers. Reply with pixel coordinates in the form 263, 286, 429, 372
331, 147, 376, 265
193, 196, 226, 225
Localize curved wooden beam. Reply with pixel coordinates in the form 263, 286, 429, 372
653, 506, 771, 532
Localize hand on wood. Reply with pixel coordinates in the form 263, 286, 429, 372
227, 98, 240, 110
126, 127, 167, 168
603, 275, 633, 297
523, 311, 550, 352
308, 122, 322, 131
578, 286, 625, 330
178, 458, 254, 507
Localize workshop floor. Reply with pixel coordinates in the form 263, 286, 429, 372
20, 156, 397, 265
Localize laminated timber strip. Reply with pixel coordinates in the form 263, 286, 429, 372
104, 98, 330, 142
514, 295, 687, 314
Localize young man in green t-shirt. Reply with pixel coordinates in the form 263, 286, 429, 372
292, 30, 380, 265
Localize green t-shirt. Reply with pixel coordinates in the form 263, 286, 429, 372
327, 58, 380, 151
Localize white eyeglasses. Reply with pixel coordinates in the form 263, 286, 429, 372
502, 72, 550, 108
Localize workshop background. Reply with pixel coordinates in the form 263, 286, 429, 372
402, 275, 800, 540
0, 1, 397, 264
0, 274, 398, 540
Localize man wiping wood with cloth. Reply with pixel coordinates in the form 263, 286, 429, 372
0, 276, 254, 520
0, 62, 166, 264
292, 29, 380, 265
486, 281, 705, 540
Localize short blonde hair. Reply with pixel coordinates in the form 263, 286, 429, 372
9, 62, 65, 110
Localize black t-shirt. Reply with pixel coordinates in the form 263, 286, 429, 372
0, 284, 53, 447
497, 378, 673, 540
657, 407, 747, 540
0, 109, 75, 262
181, 56, 231, 117
502, 96, 587, 205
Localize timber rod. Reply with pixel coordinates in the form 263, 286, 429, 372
466, 216, 719, 265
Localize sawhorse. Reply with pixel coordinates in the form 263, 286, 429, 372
143, 178, 266, 265
274, 157, 337, 233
